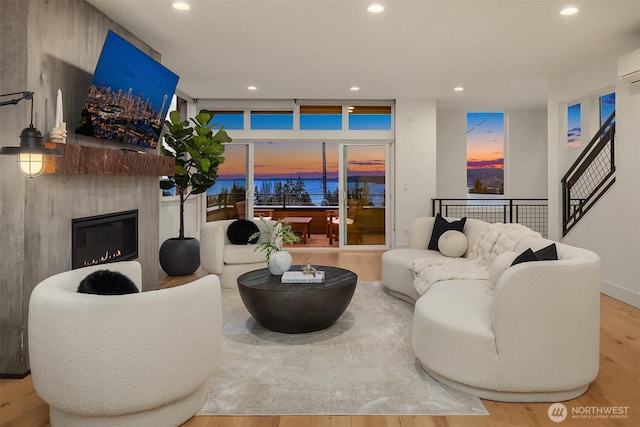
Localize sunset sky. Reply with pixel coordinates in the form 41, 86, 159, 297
567, 103, 582, 148
466, 112, 504, 169
217, 142, 385, 180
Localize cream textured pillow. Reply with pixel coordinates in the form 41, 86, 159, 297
489, 251, 519, 288
438, 230, 468, 257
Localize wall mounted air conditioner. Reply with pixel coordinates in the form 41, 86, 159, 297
618, 49, 640, 84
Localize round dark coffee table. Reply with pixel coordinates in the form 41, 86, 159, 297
237, 265, 358, 333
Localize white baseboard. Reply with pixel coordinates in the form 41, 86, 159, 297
601, 280, 640, 308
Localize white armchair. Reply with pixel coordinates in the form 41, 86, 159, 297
200, 218, 275, 288
28, 261, 222, 427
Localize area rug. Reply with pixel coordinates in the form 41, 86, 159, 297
197, 282, 488, 416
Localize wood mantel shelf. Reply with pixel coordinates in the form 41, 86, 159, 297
43, 142, 175, 176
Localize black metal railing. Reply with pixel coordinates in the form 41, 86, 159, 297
561, 111, 616, 236
206, 192, 385, 212
432, 198, 548, 238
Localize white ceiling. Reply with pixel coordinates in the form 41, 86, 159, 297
87, 0, 639, 109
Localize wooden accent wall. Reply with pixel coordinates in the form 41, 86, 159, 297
44, 143, 174, 176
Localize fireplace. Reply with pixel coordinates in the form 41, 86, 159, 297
72, 210, 138, 269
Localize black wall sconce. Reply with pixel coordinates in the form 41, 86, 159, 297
0, 91, 63, 178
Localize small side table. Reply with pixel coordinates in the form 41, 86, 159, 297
281, 216, 312, 244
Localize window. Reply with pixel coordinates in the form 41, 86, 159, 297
254, 141, 339, 207
205, 144, 248, 221
348, 106, 392, 130
567, 103, 581, 148
466, 112, 504, 195
209, 110, 244, 130
599, 92, 615, 125
250, 110, 293, 130
300, 105, 342, 130
599, 92, 615, 136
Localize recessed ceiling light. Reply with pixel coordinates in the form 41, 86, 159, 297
368, 4, 384, 13
247, 85, 257, 91
350, 86, 360, 91
560, 7, 578, 16
171, 2, 190, 11
454, 86, 464, 92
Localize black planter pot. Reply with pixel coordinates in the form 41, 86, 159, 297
159, 237, 200, 276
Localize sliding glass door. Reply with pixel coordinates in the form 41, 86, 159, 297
339, 143, 390, 248
207, 140, 391, 249
205, 143, 251, 221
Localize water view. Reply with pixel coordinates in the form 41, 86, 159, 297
207, 177, 385, 207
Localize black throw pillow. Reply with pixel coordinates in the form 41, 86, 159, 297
511, 243, 559, 266
428, 213, 467, 250
78, 270, 139, 295
227, 219, 260, 245
535, 243, 558, 261
511, 248, 539, 266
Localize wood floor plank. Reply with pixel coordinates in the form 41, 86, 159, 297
351, 415, 400, 427
313, 416, 353, 427
241, 416, 280, 427
278, 416, 315, 427
2, 250, 638, 427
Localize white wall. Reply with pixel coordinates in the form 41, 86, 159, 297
505, 109, 547, 198
394, 99, 438, 247
436, 108, 547, 198
548, 48, 640, 308
436, 109, 467, 198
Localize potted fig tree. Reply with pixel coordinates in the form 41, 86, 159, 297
159, 110, 232, 276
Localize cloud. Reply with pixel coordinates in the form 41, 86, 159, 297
568, 128, 582, 138
348, 160, 385, 167
467, 158, 504, 169
254, 164, 271, 169
601, 94, 616, 106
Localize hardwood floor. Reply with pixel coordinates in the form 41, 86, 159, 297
1, 250, 638, 427
282, 232, 386, 248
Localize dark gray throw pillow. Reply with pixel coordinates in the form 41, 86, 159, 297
428, 213, 467, 251
227, 219, 260, 245
78, 270, 139, 295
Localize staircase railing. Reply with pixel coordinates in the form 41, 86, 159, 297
561, 111, 616, 236
432, 198, 548, 238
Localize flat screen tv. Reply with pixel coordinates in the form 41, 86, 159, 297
75, 30, 179, 149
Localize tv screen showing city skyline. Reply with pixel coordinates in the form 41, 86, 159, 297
75, 30, 179, 149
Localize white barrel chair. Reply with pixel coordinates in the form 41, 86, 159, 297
28, 261, 222, 427
200, 218, 278, 288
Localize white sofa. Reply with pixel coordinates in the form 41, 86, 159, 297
382, 217, 601, 402
200, 218, 274, 288
28, 261, 222, 427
